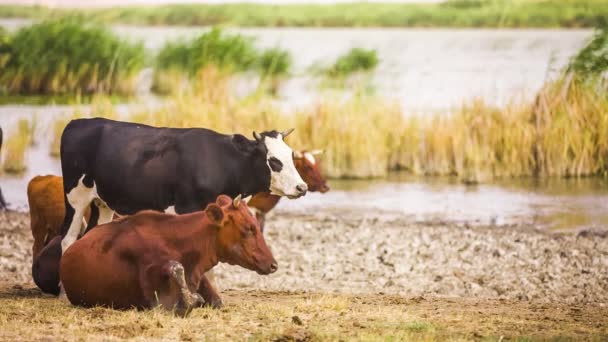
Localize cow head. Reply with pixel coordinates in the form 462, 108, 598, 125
206, 194, 277, 275
293, 150, 330, 193
253, 129, 307, 199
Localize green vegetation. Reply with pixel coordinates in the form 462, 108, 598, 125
325, 48, 378, 78
0, 17, 145, 96
568, 27, 608, 80
1, 0, 606, 28
2, 119, 31, 174
258, 48, 291, 77
153, 28, 257, 93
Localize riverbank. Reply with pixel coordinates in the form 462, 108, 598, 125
2, 209, 607, 303
0, 209, 606, 340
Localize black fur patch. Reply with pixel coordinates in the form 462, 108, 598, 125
268, 157, 283, 172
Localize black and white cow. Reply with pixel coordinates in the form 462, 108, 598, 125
57, 118, 307, 305
60, 118, 307, 253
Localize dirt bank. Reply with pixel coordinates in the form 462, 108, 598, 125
1, 209, 607, 304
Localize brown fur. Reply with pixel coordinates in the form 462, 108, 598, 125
27, 175, 91, 259
249, 151, 329, 228
60, 195, 276, 315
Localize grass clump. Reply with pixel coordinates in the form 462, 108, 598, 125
153, 28, 257, 94
258, 48, 291, 77
0, 17, 145, 96
3, 1, 606, 28
325, 48, 378, 78
2, 119, 31, 174
568, 27, 608, 80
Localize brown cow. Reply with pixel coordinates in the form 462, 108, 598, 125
60, 194, 276, 316
27, 175, 91, 259
249, 150, 329, 229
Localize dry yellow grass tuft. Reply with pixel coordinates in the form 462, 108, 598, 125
2, 119, 32, 174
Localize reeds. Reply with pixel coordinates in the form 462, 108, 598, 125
125, 73, 608, 180
2, 119, 31, 174
3, 1, 605, 28
0, 17, 145, 96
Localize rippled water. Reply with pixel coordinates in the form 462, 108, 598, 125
0, 21, 604, 230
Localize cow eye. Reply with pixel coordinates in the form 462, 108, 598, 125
268, 157, 283, 172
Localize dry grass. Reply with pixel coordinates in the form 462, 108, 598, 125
47, 71, 608, 180
2, 119, 31, 174
0, 287, 606, 341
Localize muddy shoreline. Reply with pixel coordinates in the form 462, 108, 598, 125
1, 209, 606, 305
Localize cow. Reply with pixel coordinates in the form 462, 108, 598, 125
27, 175, 91, 259
0, 127, 6, 209
60, 194, 275, 316
249, 150, 329, 230
59, 117, 306, 306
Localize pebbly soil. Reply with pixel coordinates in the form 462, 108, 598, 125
0, 209, 607, 340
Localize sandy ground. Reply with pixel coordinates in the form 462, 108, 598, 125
0, 209, 607, 340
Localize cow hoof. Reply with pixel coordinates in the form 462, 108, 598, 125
202, 296, 223, 309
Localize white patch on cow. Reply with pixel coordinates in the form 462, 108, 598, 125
304, 152, 316, 165
264, 135, 307, 197
61, 175, 97, 255
164, 205, 176, 214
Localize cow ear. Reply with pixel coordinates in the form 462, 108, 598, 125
206, 204, 224, 225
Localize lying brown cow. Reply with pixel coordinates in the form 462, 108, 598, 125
249, 150, 329, 229
27, 175, 91, 259
60, 194, 276, 316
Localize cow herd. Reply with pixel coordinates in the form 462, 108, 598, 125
3, 118, 330, 316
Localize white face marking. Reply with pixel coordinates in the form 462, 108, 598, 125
303, 152, 316, 165
164, 205, 177, 214
264, 135, 306, 197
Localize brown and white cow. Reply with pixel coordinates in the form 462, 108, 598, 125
249, 150, 329, 230
60, 194, 276, 316
27, 175, 92, 259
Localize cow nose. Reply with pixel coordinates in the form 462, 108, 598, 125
269, 262, 278, 273
296, 184, 308, 194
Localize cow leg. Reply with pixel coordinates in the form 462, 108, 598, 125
0, 187, 6, 209
61, 176, 96, 255
144, 261, 204, 317
197, 271, 223, 309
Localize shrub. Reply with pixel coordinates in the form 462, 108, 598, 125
568, 27, 608, 80
0, 17, 145, 96
326, 48, 379, 78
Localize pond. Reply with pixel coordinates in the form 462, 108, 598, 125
0, 21, 603, 231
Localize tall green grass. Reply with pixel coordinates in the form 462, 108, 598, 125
0, 17, 145, 96
153, 28, 257, 94
2, 1, 606, 28
325, 48, 378, 78
153, 28, 292, 95
568, 26, 608, 80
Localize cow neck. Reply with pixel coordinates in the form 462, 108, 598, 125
186, 212, 221, 275
239, 151, 269, 197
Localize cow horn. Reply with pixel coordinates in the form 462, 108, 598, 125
293, 150, 303, 159
233, 194, 242, 207
244, 195, 252, 204
253, 131, 263, 142
310, 149, 324, 155
281, 128, 295, 138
